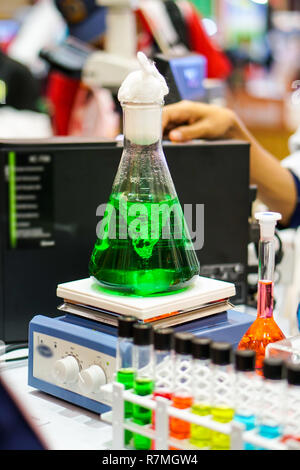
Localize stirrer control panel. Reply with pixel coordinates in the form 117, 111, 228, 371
28, 315, 117, 414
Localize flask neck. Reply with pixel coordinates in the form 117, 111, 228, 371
122, 103, 163, 146
257, 280, 274, 319
257, 238, 275, 319
258, 239, 275, 281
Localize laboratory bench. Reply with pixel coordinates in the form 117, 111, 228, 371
0, 229, 298, 450
1, 358, 112, 450
0, 302, 291, 451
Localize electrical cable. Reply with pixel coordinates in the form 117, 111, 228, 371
0, 343, 29, 365
3, 356, 28, 363
2, 343, 28, 355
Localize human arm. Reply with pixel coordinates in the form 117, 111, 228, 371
162, 100, 297, 226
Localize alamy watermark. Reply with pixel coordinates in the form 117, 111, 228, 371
95, 201, 204, 250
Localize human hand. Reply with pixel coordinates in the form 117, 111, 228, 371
162, 102, 298, 228
162, 100, 245, 142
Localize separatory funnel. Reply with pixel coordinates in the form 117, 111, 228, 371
237, 212, 286, 375
89, 52, 200, 296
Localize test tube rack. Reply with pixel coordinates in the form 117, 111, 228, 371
100, 382, 298, 450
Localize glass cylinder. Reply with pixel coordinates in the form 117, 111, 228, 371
151, 328, 174, 450
257, 358, 285, 446
132, 323, 154, 450
116, 316, 137, 446
234, 350, 260, 450
153, 328, 174, 400
190, 337, 212, 449
170, 333, 194, 444
116, 316, 136, 372
210, 342, 234, 450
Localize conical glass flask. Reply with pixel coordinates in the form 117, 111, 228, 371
89, 100, 200, 296
237, 212, 285, 375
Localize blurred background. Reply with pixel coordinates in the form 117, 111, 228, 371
0, 0, 299, 161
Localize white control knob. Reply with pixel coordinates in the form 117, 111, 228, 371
53, 355, 79, 384
78, 365, 106, 394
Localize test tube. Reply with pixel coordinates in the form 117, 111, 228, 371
151, 328, 174, 449
210, 341, 234, 450
116, 315, 137, 384
153, 328, 174, 401
256, 357, 285, 448
189, 337, 212, 449
282, 362, 300, 445
116, 315, 137, 446
233, 350, 258, 450
169, 332, 194, 446
132, 323, 154, 450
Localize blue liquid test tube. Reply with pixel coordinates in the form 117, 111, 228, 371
234, 350, 261, 450
256, 358, 285, 449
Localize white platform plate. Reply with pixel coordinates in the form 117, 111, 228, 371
56, 276, 236, 321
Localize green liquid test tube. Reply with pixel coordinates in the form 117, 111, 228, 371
132, 323, 154, 450
117, 369, 135, 415
133, 377, 154, 450
116, 316, 137, 447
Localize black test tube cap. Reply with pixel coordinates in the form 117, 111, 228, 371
133, 323, 153, 346
263, 357, 284, 380
286, 361, 300, 386
191, 337, 211, 360
118, 316, 137, 338
154, 328, 174, 351
210, 342, 232, 365
174, 332, 193, 355
234, 350, 256, 372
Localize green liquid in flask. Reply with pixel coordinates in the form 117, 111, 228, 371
132, 377, 154, 450
89, 192, 199, 296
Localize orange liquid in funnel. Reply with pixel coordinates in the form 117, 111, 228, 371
238, 280, 285, 375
